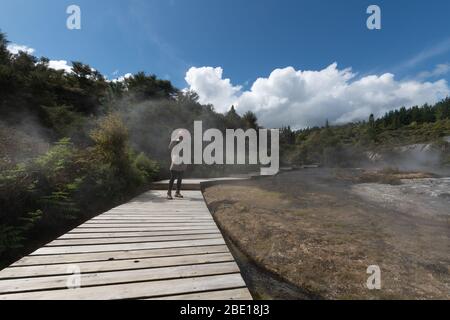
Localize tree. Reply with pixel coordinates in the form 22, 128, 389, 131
225, 106, 243, 129
65, 62, 109, 114
436, 97, 450, 120
0, 31, 11, 65
90, 114, 129, 174
242, 111, 259, 130
367, 114, 376, 141
280, 126, 296, 145
125, 72, 177, 100
177, 90, 200, 104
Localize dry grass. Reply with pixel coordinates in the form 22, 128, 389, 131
203, 170, 450, 300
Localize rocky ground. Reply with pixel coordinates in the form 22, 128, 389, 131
203, 169, 450, 300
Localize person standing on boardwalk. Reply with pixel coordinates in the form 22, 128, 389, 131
167, 135, 187, 200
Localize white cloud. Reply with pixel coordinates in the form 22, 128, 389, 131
6, 43, 75, 74
7, 43, 35, 55
185, 67, 242, 112
48, 60, 73, 73
110, 73, 133, 83
401, 38, 450, 69
185, 63, 450, 129
416, 63, 450, 80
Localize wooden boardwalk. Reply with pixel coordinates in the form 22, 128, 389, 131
0, 190, 252, 300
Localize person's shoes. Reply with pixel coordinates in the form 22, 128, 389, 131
167, 194, 174, 200
175, 193, 184, 198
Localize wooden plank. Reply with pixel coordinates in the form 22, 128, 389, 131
107, 206, 208, 209
82, 221, 215, 225
82, 220, 214, 224
103, 212, 210, 216
91, 217, 212, 221
0, 252, 235, 279
102, 208, 208, 217
11, 245, 230, 267
96, 216, 212, 220
86, 220, 213, 224
69, 226, 220, 233
99, 212, 210, 215
0, 262, 240, 294
103, 214, 210, 217
49, 234, 222, 246
116, 204, 206, 206
77, 223, 217, 228
105, 208, 209, 211
32, 238, 227, 255
103, 208, 208, 211
106, 208, 209, 211
97, 215, 212, 218
0, 274, 248, 300
60, 229, 221, 240
104, 210, 209, 213
108, 205, 207, 208
107, 207, 208, 209
150, 288, 252, 300
79, 224, 217, 229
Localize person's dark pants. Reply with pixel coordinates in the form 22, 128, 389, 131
168, 170, 183, 194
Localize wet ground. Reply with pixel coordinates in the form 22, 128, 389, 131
203, 169, 450, 300
352, 178, 450, 220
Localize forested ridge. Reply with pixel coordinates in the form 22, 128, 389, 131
279, 100, 450, 167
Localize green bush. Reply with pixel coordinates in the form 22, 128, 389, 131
133, 152, 160, 182
34, 138, 75, 179
90, 113, 129, 172
0, 119, 159, 263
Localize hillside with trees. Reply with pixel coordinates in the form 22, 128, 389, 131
280, 99, 450, 168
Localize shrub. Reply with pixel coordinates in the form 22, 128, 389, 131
90, 113, 129, 172
0, 121, 159, 263
34, 138, 75, 181
133, 152, 160, 182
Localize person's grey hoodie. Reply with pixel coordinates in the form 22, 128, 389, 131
169, 140, 187, 172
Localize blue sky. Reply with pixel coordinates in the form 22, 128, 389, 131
1, 0, 450, 127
